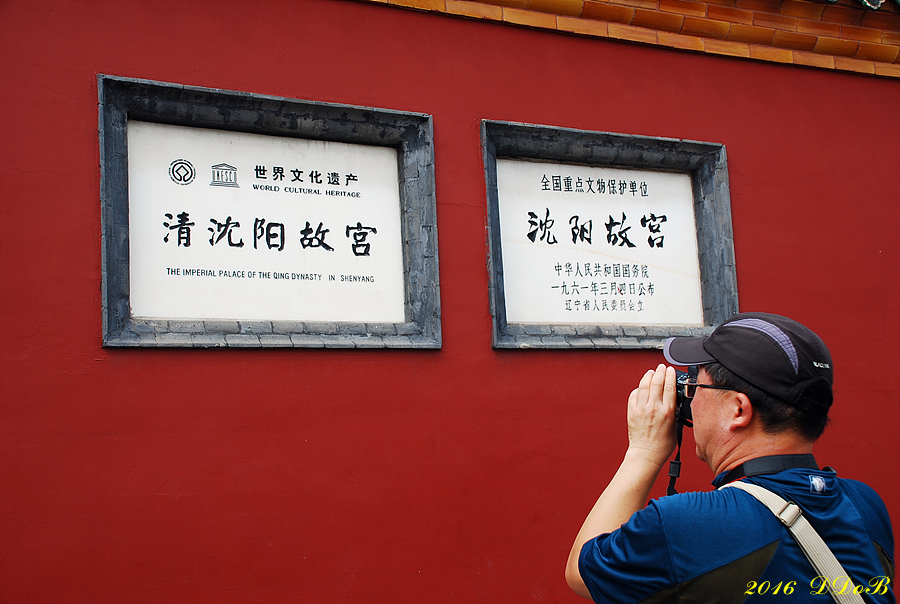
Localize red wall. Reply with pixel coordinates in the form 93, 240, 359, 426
1, 1, 898, 602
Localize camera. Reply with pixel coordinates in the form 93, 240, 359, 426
667, 366, 698, 495
674, 368, 696, 427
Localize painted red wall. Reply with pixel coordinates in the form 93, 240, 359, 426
1, 1, 897, 602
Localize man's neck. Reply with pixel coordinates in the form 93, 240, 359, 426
711, 434, 814, 478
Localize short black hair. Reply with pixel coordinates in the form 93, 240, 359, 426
704, 362, 830, 441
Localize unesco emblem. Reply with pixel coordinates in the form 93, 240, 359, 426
169, 159, 196, 185
210, 163, 239, 188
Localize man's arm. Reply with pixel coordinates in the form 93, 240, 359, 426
565, 365, 678, 600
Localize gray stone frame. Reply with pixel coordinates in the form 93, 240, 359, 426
99, 75, 440, 348
482, 120, 738, 349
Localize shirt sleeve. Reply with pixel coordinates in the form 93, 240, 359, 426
578, 501, 677, 604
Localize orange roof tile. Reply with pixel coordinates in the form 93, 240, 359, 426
363, 0, 900, 77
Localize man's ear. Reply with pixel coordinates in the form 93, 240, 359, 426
729, 392, 754, 430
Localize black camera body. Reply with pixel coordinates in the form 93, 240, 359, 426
674, 367, 697, 427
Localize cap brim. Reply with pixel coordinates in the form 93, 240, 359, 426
663, 336, 716, 366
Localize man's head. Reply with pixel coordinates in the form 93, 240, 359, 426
664, 313, 833, 441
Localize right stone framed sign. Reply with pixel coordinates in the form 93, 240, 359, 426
482, 120, 738, 349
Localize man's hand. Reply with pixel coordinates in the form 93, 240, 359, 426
626, 364, 678, 466
565, 364, 678, 600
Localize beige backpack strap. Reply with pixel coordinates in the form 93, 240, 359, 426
721, 481, 865, 604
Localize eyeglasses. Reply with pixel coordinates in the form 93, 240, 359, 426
677, 377, 740, 400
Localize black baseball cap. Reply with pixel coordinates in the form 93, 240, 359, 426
663, 312, 833, 412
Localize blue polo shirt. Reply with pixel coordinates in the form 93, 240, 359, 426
579, 468, 894, 603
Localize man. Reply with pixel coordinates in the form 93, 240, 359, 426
565, 312, 894, 603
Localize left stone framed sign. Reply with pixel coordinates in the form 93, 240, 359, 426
99, 75, 440, 348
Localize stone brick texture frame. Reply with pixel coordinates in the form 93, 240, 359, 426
99, 75, 441, 349
483, 120, 739, 349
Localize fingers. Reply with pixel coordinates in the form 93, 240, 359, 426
648, 364, 667, 403
626, 365, 678, 460
632, 367, 655, 405
629, 365, 678, 430
662, 365, 677, 408
633, 364, 668, 406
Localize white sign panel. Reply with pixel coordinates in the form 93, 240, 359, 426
127, 121, 405, 323
496, 158, 703, 326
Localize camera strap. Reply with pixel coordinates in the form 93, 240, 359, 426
714, 454, 819, 487
666, 423, 685, 496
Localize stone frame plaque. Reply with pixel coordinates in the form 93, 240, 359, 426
482, 120, 738, 349
99, 75, 440, 348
